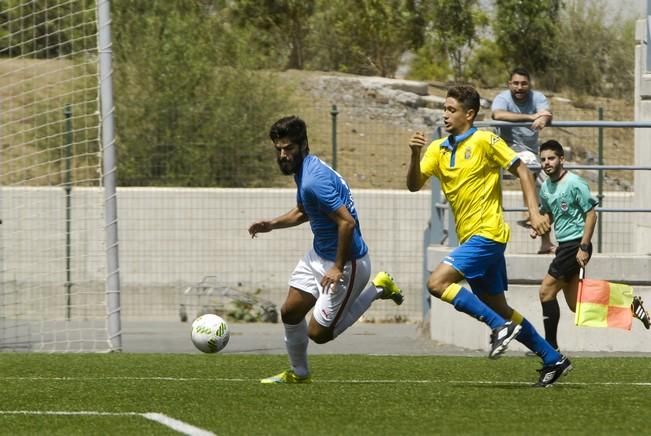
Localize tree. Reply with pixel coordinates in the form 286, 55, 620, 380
225, 0, 315, 70
308, 0, 423, 77
493, 0, 562, 74
465, 39, 509, 88
112, 0, 288, 187
426, 0, 486, 81
541, 0, 634, 98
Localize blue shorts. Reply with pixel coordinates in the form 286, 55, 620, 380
442, 235, 508, 295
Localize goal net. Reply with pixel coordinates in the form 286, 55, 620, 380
0, 0, 118, 351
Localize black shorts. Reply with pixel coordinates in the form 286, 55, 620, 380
548, 238, 592, 280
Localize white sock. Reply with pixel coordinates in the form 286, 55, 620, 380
332, 283, 381, 338
284, 319, 309, 378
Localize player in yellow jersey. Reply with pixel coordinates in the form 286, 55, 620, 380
407, 85, 571, 387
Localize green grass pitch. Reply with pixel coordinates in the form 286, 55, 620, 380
0, 353, 649, 435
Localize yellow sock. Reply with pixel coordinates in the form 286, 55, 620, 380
441, 283, 462, 303
510, 309, 524, 325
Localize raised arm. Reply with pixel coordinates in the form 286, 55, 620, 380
407, 131, 428, 192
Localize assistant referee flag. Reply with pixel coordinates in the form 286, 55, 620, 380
575, 277, 634, 330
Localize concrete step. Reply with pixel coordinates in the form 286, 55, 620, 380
428, 285, 651, 353
426, 245, 651, 352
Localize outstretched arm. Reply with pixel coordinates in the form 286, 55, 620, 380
509, 160, 550, 236
248, 206, 308, 238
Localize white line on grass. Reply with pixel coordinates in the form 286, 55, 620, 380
0, 411, 216, 436
312, 380, 651, 387
0, 376, 245, 382
142, 413, 215, 436
2, 376, 650, 386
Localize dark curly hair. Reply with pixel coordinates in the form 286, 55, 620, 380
269, 116, 309, 152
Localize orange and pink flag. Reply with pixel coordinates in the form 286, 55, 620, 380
575, 278, 634, 330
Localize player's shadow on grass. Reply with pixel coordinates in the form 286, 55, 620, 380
451, 381, 582, 389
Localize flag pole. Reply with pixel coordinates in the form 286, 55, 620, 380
575, 267, 585, 326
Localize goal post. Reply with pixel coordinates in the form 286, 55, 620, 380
97, 0, 121, 352
0, 0, 121, 352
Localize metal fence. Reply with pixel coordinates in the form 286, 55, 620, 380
104, 95, 647, 323
428, 120, 651, 253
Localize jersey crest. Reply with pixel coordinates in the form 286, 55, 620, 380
560, 201, 569, 212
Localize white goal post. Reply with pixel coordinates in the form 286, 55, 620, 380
0, 0, 121, 352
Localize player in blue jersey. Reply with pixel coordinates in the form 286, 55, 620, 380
248, 116, 404, 384
407, 85, 570, 387
532, 140, 650, 351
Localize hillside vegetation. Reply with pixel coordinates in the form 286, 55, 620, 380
282, 69, 634, 192
0, 61, 635, 192
0, 0, 637, 191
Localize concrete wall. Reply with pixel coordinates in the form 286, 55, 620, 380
427, 246, 651, 352
428, 284, 651, 353
0, 187, 431, 321
0, 183, 634, 320
0, 186, 642, 322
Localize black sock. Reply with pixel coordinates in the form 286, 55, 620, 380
541, 299, 560, 350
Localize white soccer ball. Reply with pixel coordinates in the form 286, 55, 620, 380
191, 314, 230, 353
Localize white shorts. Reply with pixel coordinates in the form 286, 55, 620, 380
288, 249, 371, 328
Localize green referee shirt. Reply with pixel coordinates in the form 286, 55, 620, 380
539, 171, 598, 243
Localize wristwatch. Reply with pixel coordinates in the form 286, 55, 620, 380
579, 243, 590, 251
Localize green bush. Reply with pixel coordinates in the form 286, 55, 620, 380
112, 0, 289, 187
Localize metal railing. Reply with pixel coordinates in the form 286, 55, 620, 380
429, 120, 651, 251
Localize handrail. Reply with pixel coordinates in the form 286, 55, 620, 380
431, 120, 651, 140
516, 165, 651, 170
473, 120, 651, 128
435, 203, 651, 213
503, 207, 651, 213
429, 118, 649, 252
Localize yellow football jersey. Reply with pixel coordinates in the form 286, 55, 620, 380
420, 129, 518, 244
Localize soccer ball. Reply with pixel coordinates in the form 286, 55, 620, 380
191, 314, 230, 353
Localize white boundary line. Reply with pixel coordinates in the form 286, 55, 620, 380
142, 413, 215, 436
0, 411, 215, 436
1, 376, 650, 386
